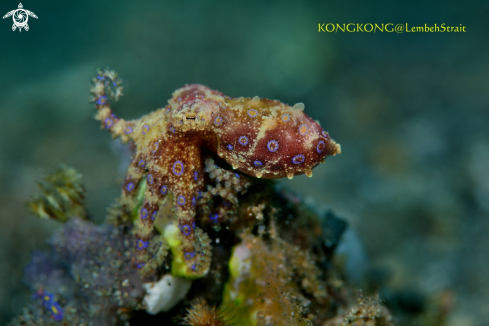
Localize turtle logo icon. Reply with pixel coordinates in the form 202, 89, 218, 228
3, 3, 37, 32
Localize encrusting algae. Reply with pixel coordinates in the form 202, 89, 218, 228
10, 68, 448, 326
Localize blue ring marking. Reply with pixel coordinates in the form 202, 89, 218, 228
227, 144, 234, 150
247, 109, 258, 118
138, 159, 145, 168
151, 142, 159, 153
140, 208, 148, 219
214, 116, 223, 125
169, 126, 176, 133
239, 136, 249, 146
184, 251, 196, 260
104, 118, 113, 129
147, 174, 154, 185
192, 263, 197, 271
267, 140, 279, 153
177, 195, 186, 205
197, 191, 203, 199
317, 141, 326, 153
194, 171, 198, 181
219, 103, 226, 109
96, 95, 107, 105
151, 211, 157, 221
126, 182, 134, 192
192, 197, 196, 205
299, 124, 308, 136
124, 126, 133, 134
210, 213, 219, 223
180, 224, 191, 236
137, 239, 149, 250
137, 263, 146, 269
142, 125, 150, 135
234, 173, 240, 178
292, 154, 305, 164
97, 76, 104, 80
173, 161, 184, 176
113, 82, 117, 87
192, 221, 195, 229
160, 185, 168, 195
281, 113, 291, 123
322, 130, 329, 138
223, 201, 231, 207
254, 160, 263, 167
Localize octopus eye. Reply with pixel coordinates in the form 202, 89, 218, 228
124, 126, 133, 134
317, 141, 326, 153
141, 125, 150, 135
104, 118, 113, 128
214, 116, 223, 125
238, 136, 249, 146
281, 114, 291, 123
298, 124, 308, 136
292, 154, 305, 164
247, 109, 258, 118
254, 160, 263, 167
173, 161, 185, 176
267, 140, 279, 153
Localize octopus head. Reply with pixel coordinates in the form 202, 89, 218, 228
168, 84, 222, 132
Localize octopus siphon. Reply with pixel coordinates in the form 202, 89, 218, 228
89, 68, 341, 278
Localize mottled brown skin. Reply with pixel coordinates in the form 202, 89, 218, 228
89, 68, 340, 277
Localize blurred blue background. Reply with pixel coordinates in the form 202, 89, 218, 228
0, 0, 488, 324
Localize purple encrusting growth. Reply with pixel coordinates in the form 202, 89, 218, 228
17, 219, 143, 325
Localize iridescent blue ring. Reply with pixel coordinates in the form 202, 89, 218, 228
177, 195, 186, 206
96, 95, 107, 105
126, 182, 134, 192
141, 125, 150, 135
151, 142, 159, 153
239, 136, 249, 146
173, 161, 184, 176
160, 185, 167, 195
292, 154, 305, 164
137, 239, 149, 250
214, 116, 223, 125
247, 109, 258, 118
185, 251, 196, 260
104, 118, 113, 129
317, 141, 326, 153
151, 211, 157, 221
169, 126, 176, 133
254, 160, 263, 167
281, 113, 291, 123
138, 159, 145, 168
299, 124, 308, 136
267, 140, 279, 152
194, 171, 198, 181
192, 197, 196, 206
124, 126, 133, 134
227, 144, 234, 150
322, 130, 329, 138
180, 224, 191, 236
210, 213, 219, 223
140, 208, 148, 219
146, 174, 154, 185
